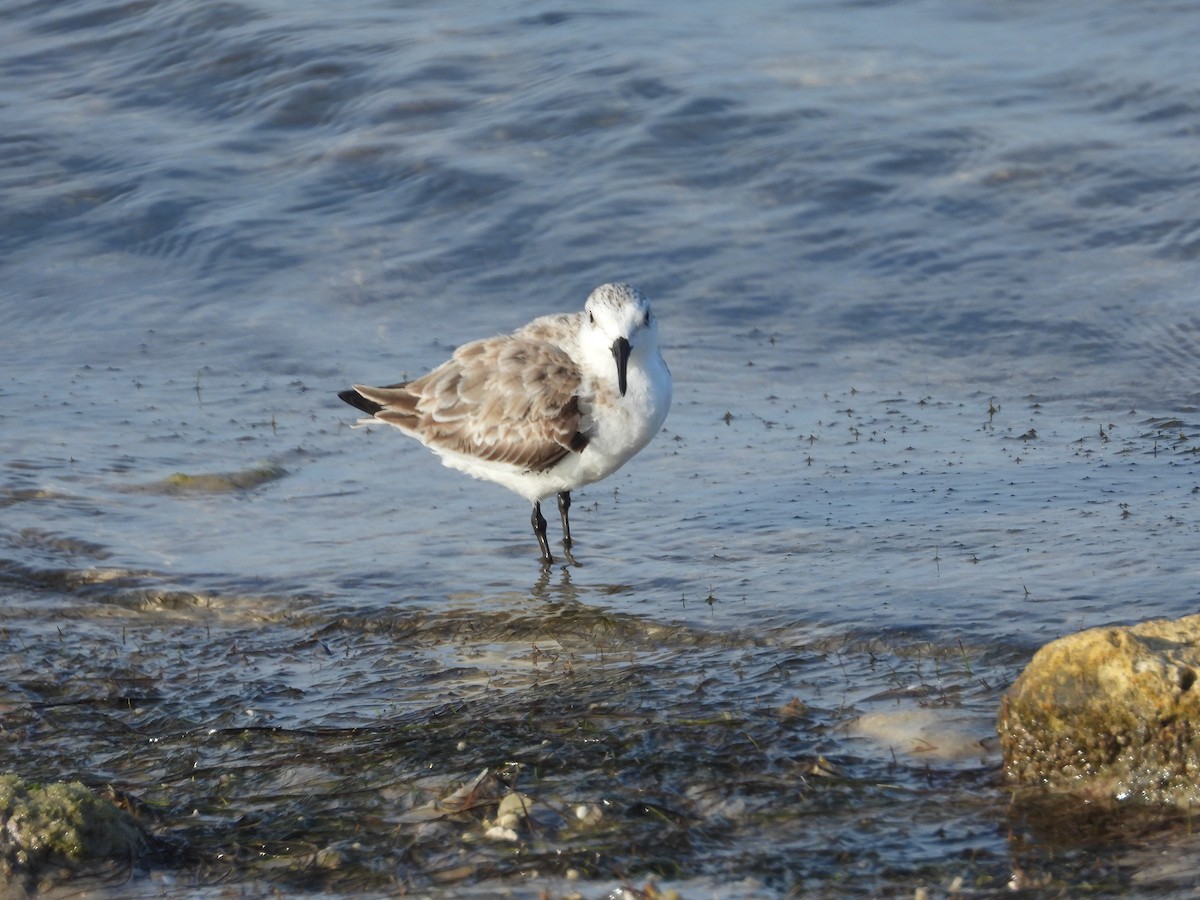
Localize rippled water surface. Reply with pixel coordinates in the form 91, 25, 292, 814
3, 0, 1200, 896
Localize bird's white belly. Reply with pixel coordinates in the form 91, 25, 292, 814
431, 354, 670, 503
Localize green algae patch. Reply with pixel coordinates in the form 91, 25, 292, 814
142, 463, 288, 495
0, 774, 146, 886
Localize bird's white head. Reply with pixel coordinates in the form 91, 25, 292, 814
580, 283, 661, 397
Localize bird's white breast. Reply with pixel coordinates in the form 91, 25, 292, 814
572, 346, 671, 482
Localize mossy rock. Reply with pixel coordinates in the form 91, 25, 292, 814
0, 774, 146, 887
999, 615, 1200, 806
154, 463, 287, 494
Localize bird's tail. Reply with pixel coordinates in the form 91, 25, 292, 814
338, 387, 384, 416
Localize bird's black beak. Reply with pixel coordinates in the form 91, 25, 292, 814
611, 336, 631, 397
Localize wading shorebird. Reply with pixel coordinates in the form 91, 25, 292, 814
338, 282, 671, 564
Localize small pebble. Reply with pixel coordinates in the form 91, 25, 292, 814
497, 792, 532, 821
574, 803, 604, 825
314, 847, 343, 869
484, 825, 518, 842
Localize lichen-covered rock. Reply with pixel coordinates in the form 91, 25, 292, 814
0, 774, 146, 887
999, 615, 1200, 806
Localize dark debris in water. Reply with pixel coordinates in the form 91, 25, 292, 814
0, 583, 1165, 898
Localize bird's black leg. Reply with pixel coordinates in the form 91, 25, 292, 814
532, 501, 553, 564
557, 491, 572, 548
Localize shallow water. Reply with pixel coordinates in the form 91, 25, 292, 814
3, 0, 1200, 896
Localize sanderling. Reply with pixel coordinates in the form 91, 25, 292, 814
339, 282, 672, 564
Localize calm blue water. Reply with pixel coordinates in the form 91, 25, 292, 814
3, 0, 1200, 895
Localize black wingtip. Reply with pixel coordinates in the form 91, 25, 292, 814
338, 388, 384, 416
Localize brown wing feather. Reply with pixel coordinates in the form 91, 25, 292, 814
353, 335, 586, 472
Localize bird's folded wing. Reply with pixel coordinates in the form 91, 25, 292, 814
354, 335, 586, 472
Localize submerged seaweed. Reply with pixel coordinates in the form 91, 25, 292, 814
0, 585, 1025, 896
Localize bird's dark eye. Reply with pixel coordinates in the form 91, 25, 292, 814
643, 311, 651, 327
589, 312, 595, 325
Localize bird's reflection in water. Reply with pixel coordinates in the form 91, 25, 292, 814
530, 560, 584, 606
